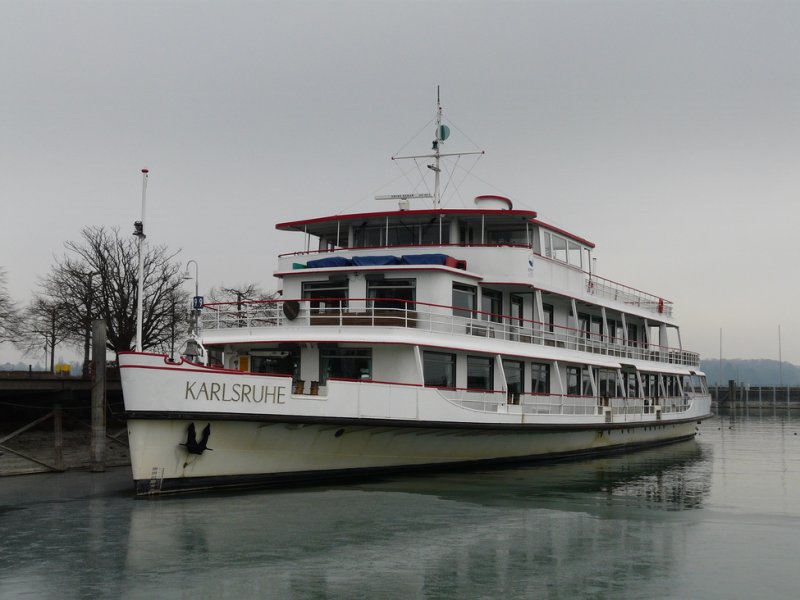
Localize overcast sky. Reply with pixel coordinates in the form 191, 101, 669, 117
1, 0, 799, 365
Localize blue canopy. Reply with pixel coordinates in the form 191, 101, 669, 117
351, 255, 400, 266
306, 256, 353, 268
400, 254, 449, 265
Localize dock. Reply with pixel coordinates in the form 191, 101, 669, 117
0, 370, 129, 476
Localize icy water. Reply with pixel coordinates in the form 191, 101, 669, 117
1, 409, 799, 600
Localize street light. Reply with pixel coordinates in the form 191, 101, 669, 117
183, 259, 200, 336
133, 168, 148, 352
82, 270, 99, 378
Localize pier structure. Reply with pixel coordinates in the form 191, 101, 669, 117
0, 369, 126, 476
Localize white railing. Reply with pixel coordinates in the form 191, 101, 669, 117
200, 298, 700, 368
587, 276, 674, 317
437, 389, 697, 417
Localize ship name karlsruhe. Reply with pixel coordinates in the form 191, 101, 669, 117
184, 380, 287, 404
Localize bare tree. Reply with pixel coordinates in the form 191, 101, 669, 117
0, 267, 21, 344
208, 283, 277, 306
44, 226, 189, 356
17, 296, 72, 372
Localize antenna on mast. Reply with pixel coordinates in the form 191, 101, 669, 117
429, 85, 450, 207
391, 87, 482, 208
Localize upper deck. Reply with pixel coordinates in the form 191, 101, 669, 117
275, 200, 673, 320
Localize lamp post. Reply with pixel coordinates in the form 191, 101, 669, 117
82, 270, 99, 378
133, 168, 148, 352
184, 259, 200, 336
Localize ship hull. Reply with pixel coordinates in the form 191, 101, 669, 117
128, 415, 700, 495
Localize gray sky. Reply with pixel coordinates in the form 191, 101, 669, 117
1, 0, 799, 365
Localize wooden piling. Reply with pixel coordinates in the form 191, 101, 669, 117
53, 404, 63, 471
90, 319, 107, 472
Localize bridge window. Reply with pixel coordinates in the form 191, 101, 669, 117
567, 241, 582, 267
552, 235, 568, 263
486, 228, 527, 245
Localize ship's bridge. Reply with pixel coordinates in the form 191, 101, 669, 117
277, 196, 593, 264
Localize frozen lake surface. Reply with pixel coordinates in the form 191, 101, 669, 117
1, 409, 798, 599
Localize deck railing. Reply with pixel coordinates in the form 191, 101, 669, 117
200, 298, 700, 367
436, 388, 694, 417
586, 275, 673, 317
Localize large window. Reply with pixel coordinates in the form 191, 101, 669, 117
486, 228, 528, 245
567, 241, 582, 267
353, 221, 450, 247
577, 313, 603, 341
596, 369, 620, 397
467, 355, 493, 390
251, 349, 299, 378
531, 363, 550, 394
641, 373, 658, 399
302, 280, 348, 313
420, 219, 450, 245
503, 359, 524, 404
627, 323, 639, 347
320, 347, 371, 384
567, 366, 592, 396
423, 351, 456, 388
510, 294, 524, 325
481, 288, 502, 322
542, 303, 554, 332
552, 235, 568, 262
453, 283, 477, 318
352, 225, 384, 247
623, 372, 639, 397
367, 278, 415, 310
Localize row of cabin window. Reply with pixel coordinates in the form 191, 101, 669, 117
243, 345, 705, 397
424, 351, 699, 398
318, 222, 587, 265
302, 279, 416, 311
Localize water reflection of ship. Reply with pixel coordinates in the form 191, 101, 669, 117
348, 438, 713, 511
124, 441, 712, 597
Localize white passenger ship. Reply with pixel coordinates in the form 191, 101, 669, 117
120, 99, 712, 495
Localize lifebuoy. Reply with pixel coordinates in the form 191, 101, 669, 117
658, 298, 664, 313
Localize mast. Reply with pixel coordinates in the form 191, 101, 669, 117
391, 87, 482, 209
432, 86, 443, 207
134, 169, 148, 352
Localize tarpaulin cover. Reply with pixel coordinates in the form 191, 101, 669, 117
351, 255, 400, 266
306, 256, 353, 268
400, 254, 449, 265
